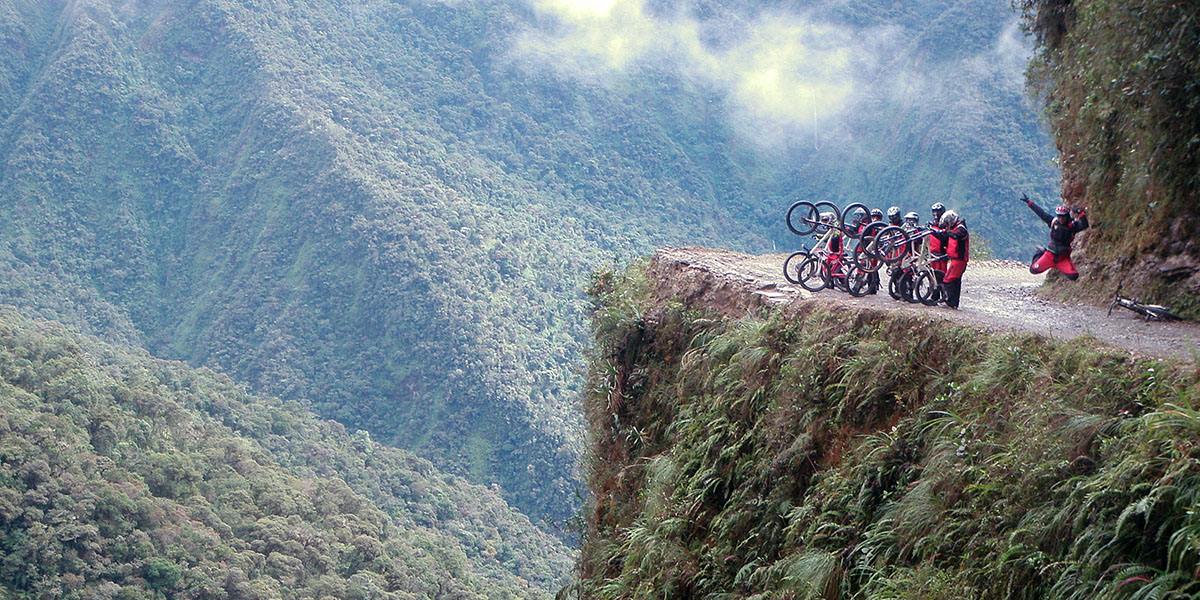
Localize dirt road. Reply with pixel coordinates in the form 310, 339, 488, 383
652, 247, 1200, 361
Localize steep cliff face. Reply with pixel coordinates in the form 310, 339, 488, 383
575, 258, 1200, 599
1021, 0, 1200, 317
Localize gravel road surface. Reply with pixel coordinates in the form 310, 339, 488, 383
655, 247, 1200, 361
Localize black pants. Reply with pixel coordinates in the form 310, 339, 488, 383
943, 279, 961, 308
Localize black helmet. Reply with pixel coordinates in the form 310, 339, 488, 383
931, 202, 946, 214
870, 208, 883, 219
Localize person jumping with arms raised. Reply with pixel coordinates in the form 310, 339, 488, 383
1021, 193, 1089, 281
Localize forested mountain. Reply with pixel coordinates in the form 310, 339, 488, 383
0, 0, 1056, 528
0, 308, 571, 599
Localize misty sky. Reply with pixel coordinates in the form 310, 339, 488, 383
513, 0, 1035, 148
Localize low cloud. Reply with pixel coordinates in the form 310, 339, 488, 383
503, 0, 1039, 159
518, 0, 868, 134
991, 18, 1034, 88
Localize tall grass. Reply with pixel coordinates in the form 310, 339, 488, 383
577, 263, 1200, 599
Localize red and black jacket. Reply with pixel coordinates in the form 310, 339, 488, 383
934, 224, 969, 262
1028, 200, 1088, 255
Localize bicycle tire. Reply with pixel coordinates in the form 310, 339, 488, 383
915, 270, 938, 305
876, 226, 911, 265
846, 265, 871, 297
1141, 305, 1182, 321
796, 255, 828, 292
841, 203, 870, 238
786, 201, 819, 236
859, 222, 886, 260
783, 251, 808, 284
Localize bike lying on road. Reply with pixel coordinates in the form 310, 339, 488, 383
1108, 284, 1182, 322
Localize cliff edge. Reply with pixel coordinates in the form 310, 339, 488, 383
573, 249, 1200, 599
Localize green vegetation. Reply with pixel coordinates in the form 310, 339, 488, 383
1020, 0, 1200, 317
577, 263, 1200, 598
0, 307, 571, 598
0, 0, 1057, 527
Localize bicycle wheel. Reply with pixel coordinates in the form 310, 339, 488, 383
796, 255, 828, 292
786, 201, 819, 236
1140, 305, 1182, 321
914, 270, 939, 305
841, 203, 870, 238
783, 251, 808, 284
846, 265, 871, 297
859, 222, 886, 260
875, 226, 911, 265
851, 243, 884, 273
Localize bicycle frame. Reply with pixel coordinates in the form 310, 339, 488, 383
1108, 284, 1182, 321
888, 228, 945, 305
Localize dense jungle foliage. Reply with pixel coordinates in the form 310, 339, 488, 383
0, 0, 1055, 527
576, 263, 1200, 599
0, 308, 571, 599
1020, 0, 1200, 317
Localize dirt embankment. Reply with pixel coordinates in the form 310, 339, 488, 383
649, 247, 1200, 361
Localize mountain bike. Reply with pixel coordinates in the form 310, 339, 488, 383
784, 240, 867, 295
784, 228, 870, 296
885, 229, 944, 305
849, 221, 887, 273
1108, 284, 1182, 321
784, 201, 874, 296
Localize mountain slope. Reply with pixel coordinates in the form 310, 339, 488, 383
0, 306, 571, 598
0, 0, 1057, 526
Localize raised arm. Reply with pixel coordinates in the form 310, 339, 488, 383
1024, 195, 1053, 226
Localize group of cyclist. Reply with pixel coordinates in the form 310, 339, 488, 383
786, 193, 1090, 310
861, 202, 968, 309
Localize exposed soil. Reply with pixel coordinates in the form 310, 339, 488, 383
649, 247, 1200, 362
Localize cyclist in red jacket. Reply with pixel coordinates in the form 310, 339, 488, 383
1022, 194, 1089, 280
932, 210, 968, 309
